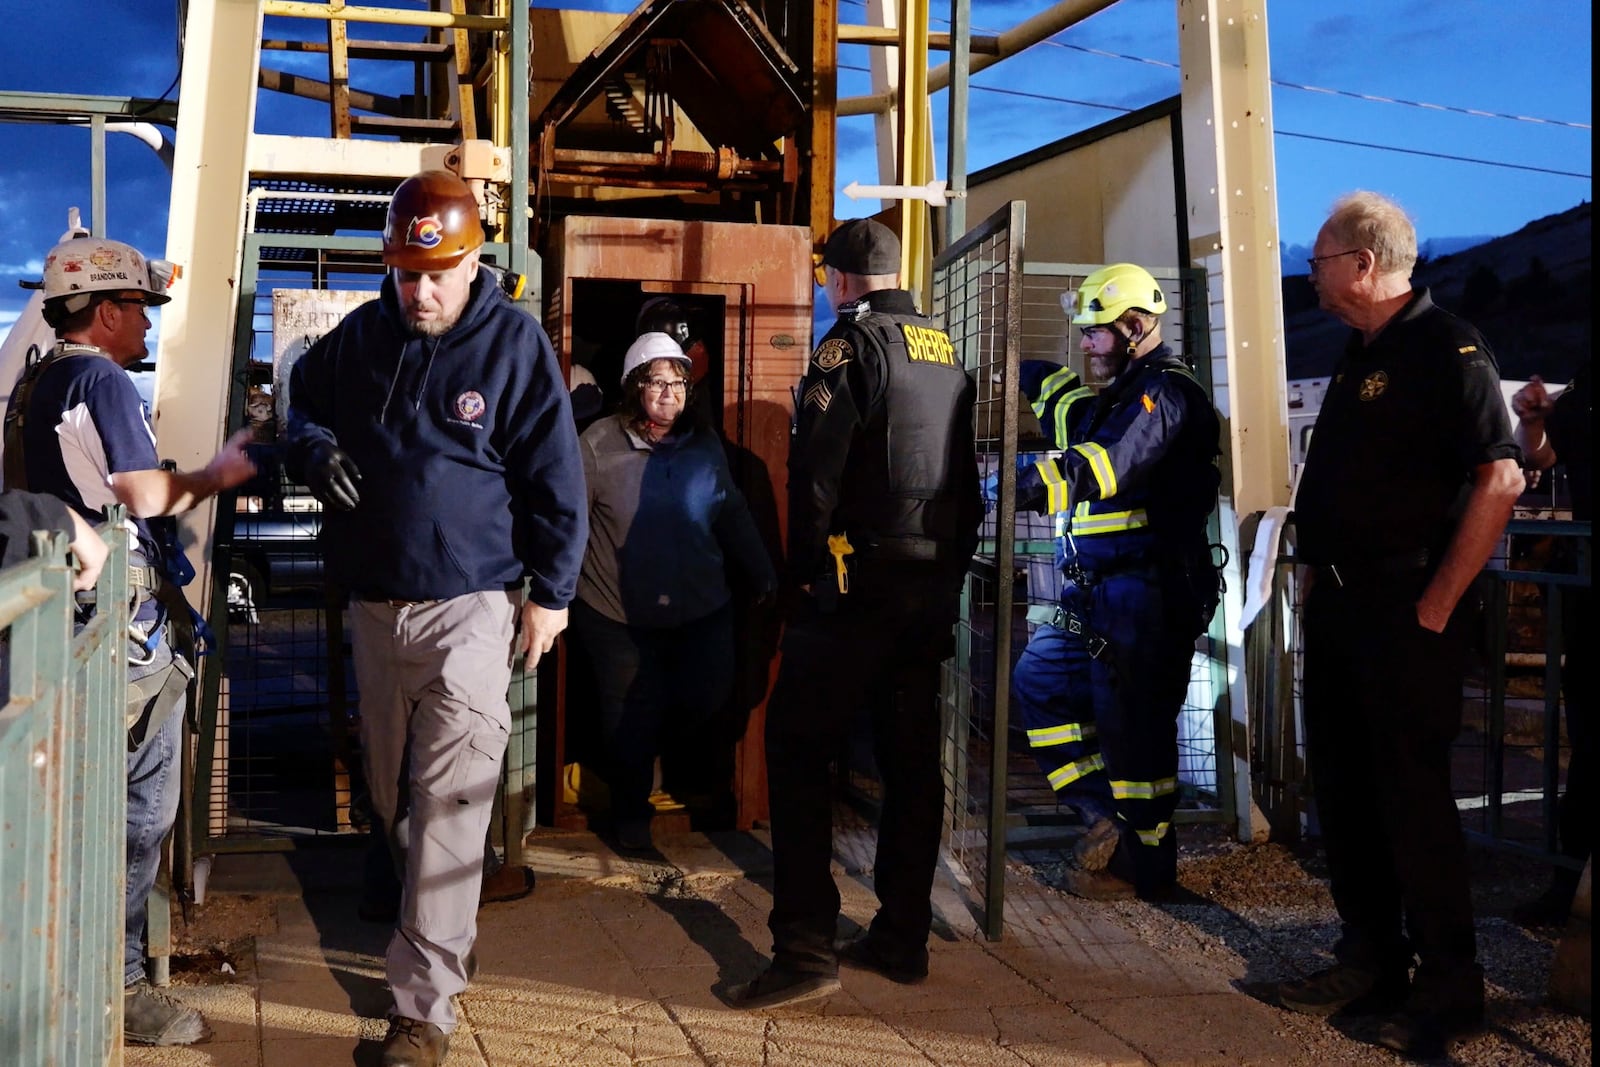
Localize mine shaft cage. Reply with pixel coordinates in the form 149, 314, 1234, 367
923, 201, 1233, 938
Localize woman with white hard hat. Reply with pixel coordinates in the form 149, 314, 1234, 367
569, 332, 777, 851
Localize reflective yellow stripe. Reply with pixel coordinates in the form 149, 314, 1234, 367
1055, 387, 1093, 443
1110, 776, 1178, 800
1026, 723, 1096, 747
1135, 822, 1172, 846
1035, 460, 1071, 514
1069, 503, 1149, 536
1031, 367, 1077, 425
1046, 754, 1105, 790
1032, 369, 1093, 445
1070, 441, 1117, 498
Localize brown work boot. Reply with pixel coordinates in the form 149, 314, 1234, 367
479, 863, 535, 906
123, 980, 211, 1046
1073, 817, 1123, 872
380, 1016, 448, 1067
1060, 865, 1136, 901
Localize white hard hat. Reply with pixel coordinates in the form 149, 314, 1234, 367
38, 237, 173, 315
621, 331, 691, 385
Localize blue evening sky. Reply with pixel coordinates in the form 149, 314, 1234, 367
0, 0, 1590, 338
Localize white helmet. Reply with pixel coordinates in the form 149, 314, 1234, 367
621, 331, 691, 385
38, 237, 174, 315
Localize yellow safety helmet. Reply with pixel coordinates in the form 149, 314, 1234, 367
1065, 263, 1166, 326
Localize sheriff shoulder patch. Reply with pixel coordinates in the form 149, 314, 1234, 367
803, 380, 833, 412
812, 337, 852, 372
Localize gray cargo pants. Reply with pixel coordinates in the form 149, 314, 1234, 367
350, 589, 518, 1031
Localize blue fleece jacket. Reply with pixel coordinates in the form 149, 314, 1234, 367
286, 273, 587, 607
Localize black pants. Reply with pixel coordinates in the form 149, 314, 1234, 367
1302, 574, 1478, 977
1557, 585, 1592, 868
764, 563, 960, 974
570, 599, 735, 823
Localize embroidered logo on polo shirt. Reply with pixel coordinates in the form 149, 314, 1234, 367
1359, 371, 1389, 401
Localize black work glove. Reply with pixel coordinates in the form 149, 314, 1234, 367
305, 442, 362, 511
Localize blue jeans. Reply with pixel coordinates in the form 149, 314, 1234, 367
124, 640, 184, 986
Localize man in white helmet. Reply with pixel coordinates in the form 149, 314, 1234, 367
5, 235, 257, 1047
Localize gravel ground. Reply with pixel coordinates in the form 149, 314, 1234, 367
1018, 824, 1592, 1066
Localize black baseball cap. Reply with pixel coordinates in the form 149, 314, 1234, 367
821, 218, 901, 276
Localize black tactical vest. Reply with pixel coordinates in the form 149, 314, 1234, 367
836, 308, 977, 561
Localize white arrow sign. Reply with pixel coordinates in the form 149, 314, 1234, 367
843, 178, 952, 207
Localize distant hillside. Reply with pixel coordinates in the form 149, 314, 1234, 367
1283, 201, 1592, 381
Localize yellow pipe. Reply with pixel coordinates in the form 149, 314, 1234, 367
261, 0, 508, 32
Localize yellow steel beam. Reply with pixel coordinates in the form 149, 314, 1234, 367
261, 0, 508, 32
897, 0, 933, 301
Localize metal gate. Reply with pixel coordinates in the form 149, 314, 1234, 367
932, 203, 1235, 938
933, 201, 1026, 939
1, 515, 131, 1062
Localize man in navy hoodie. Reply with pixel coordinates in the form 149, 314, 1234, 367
287, 170, 586, 1067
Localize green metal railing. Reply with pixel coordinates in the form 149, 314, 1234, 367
0, 511, 130, 1064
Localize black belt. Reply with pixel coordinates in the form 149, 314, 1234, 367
1048, 605, 1109, 658
1313, 549, 1431, 589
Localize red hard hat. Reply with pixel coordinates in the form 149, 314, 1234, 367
382, 170, 485, 271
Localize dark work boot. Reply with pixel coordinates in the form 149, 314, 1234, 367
729, 963, 841, 1009
1376, 964, 1485, 1059
836, 932, 929, 984
1277, 962, 1411, 1018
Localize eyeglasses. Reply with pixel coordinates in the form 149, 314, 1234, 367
643, 378, 687, 395
107, 297, 152, 318
1079, 325, 1114, 341
1306, 249, 1361, 273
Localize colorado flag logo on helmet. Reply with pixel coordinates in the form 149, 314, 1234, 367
405, 215, 444, 250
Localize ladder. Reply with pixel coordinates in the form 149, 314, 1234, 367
261, 0, 483, 141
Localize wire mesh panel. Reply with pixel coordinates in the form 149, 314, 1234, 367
933, 201, 1024, 939
197, 242, 387, 849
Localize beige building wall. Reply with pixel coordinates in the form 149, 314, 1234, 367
962, 100, 1182, 270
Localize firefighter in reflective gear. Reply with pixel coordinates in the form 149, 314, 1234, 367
1008, 263, 1222, 901
5, 234, 257, 1046
733, 218, 982, 1009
